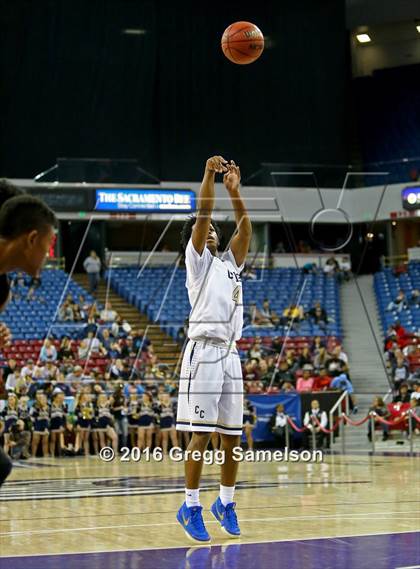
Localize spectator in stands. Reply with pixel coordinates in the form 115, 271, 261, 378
392, 355, 410, 387
100, 302, 117, 323
259, 299, 280, 327
273, 360, 295, 387
339, 257, 352, 281
65, 365, 84, 388
248, 338, 264, 360
406, 399, 420, 436
302, 262, 317, 275
410, 383, 420, 402
409, 288, 420, 307
325, 346, 348, 376
120, 337, 136, 359
312, 367, 332, 391
282, 304, 304, 328
243, 359, 260, 383
2, 358, 17, 380
313, 346, 328, 369
306, 302, 328, 329
57, 337, 74, 360
271, 336, 283, 354
27, 275, 42, 301
385, 322, 408, 350
297, 346, 312, 369
58, 300, 74, 321
311, 336, 326, 353
324, 256, 339, 277
247, 378, 264, 394
258, 359, 271, 387
269, 403, 288, 448
250, 302, 273, 327
110, 315, 131, 338
133, 328, 151, 352
280, 381, 296, 393
109, 359, 124, 379
39, 339, 57, 362
285, 349, 299, 373
393, 383, 411, 403
20, 359, 35, 379
83, 250, 101, 294
387, 290, 408, 313
5, 366, 20, 391
296, 365, 315, 392
367, 397, 390, 441
330, 371, 357, 413
303, 400, 328, 449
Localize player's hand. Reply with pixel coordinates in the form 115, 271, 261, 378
0, 323, 11, 350
223, 160, 241, 193
206, 156, 228, 173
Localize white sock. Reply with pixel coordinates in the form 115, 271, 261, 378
220, 484, 235, 506
185, 488, 200, 508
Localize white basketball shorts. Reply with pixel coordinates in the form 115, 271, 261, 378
176, 339, 244, 435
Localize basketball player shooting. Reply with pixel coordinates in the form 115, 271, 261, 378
176, 156, 252, 542
0, 179, 57, 487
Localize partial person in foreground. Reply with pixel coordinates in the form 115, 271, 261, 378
176, 157, 252, 542
0, 179, 57, 486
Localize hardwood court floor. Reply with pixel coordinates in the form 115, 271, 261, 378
0, 453, 419, 561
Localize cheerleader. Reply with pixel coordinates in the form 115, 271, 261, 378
18, 396, 32, 431
49, 390, 67, 456
127, 393, 140, 448
137, 392, 155, 450
94, 393, 118, 454
30, 392, 50, 457
110, 383, 127, 448
243, 398, 257, 450
157, 393, 177, 455
1, 393, 19, 454
74, 392, 94, 456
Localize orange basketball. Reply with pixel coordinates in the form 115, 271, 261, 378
221, 21, 264, 65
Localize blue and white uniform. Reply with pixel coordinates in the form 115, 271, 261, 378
176, 239, 244, 435
31, 405, 50, 434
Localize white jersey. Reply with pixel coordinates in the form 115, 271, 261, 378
185, 238, 244, 342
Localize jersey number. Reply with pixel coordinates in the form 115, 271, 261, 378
232, 285, 241, 304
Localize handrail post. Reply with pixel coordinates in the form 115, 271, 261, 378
329, 409, 334, 450
408, 410, 413, 456
328, 390, 348, 451
341, 412, 346, 455
285, 419, 290, 450
370, 412, 376, 454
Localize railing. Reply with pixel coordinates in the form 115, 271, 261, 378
328, 390, 349, 451
285, 408, 420, 456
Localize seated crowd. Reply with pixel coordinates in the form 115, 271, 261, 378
247, 299, 331, 330
0, 326, 185, 458
241, 335, 357, 411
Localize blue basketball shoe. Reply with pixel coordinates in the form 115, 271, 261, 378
210, 497, 241, 537
176, 502, 211, 542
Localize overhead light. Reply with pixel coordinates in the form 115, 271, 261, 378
122, 29, 147, 36
416, 25, 420, 34
356, 33, 371, 44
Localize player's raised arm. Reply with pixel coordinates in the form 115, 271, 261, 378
224, 161, 252, 267
191, 156, 228, 255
